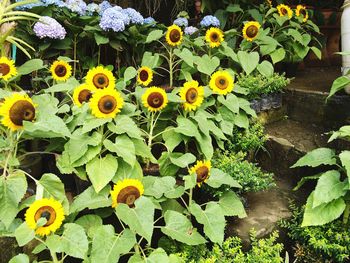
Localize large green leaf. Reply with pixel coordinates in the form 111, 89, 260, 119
328, 76, 350, 99
174, 116, 200, 138
104, 135, 136, 166
17, 59, 45, 75
270, 48, 286, 64
82, 117, 111, 134
237, 51, 259, 75
9, 254, 29, 263
143, 176, 176, 199
108, 115, 142, 140
75, 214, 103, 239
70, 186, 111, 213
218, 192, 246, 218
339, 151, 350, 182
162, 128, 183, 152
291, 148, 337, 168
145, 30, 163, 43
45, 78, 80, 93
257, 61, 274, 77
196, 132, 213, 160
194, 55, 220, 76
174, 48, 194, 67
217, 94, 239, 114
124, 66, 137, 82
113, 159, 143, 182
14, 222, 35, 246
328, 126, 350, 142
60, 223, 89, 259
169, 153, 196, 168
132, 138, 157, 163
206, 168, 241, 189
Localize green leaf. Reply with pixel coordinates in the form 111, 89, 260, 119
75, 214, 103, 239
293, 174, 322, 191
113, 159, 143, 182
108, 115, 142, 140
132, 138, 157, 163
270, 48, 286, 64
174, 48, 194, 67
189, 202, 225, 244
104, 136, 136, 166
60, 223, 89, 259
124, 66, 137, 82
311, 47, 322, 60
196, 132, 214, 160
257, 61, 274, 77
14, 222, 35, 246
161, 210, 206, 245
174, 116, 200, 138
183, 173, 197, 190
115, 196, 155, 243
143, 176, 176, 199
82, 118, 111, 134
233, 111, 249, 129
147, 248, 170, 263
291, 148, 337, 168
45, 78, 80, 93
237, 51, 259, 75
70, 186, 111, 213
17, 59, 45, 75
206, 168, 242, 188
163, 128, 183, 152
9, 254, 29, 263
194, 55, 220, 76
340, 151, 350, 182
146, 29, 163, 43
218, 192, 246, 218
141, 52, 161, 69
218, 94, 239, 114
170, 153, 196, 168
328, 126, 350, 142
327, 76, 350, 99
94, 33, 109, 45
87, 154, 118, 193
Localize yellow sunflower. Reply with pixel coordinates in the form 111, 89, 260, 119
277, 4, 293, 19
25, 198, 65, 236
0, 56, 17, 81
296, 5, 308, 22
209, 71, 234, 95
189, 160, 212, 187
142, 87, 168, 112
166, 24, 183, 47
110, 179, 144, 208
205, 27, 224, 48
89, 88, 124, 118
137, 66, 153, 86
85, 66, 116, 90
179, 80, 204, 111
242, 21, 261, 42
0, 93, 36, 131
73, 84, 96, 107
50, 60, 72, 82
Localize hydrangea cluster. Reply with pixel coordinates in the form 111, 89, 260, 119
42, 0, 65, 7
99, 1, 112, 15
15, 0, 44, 10
99, 6, 129, 32
33, 16, 66, 40
86, 3, 100, 16
174, 17, 188, 27
143, 17, 155, 24
184, 26, 198, 35
200, 15, 220, 27
122, 8, 144, 25
65, 0, 87, 16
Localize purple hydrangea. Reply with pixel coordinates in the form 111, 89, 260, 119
143, 17, 155, 24
99, 7, 129, 32
65, 0, 87, 16
33, 16, 66, 40
99, 1, 112, 14
184, 26, 198, 35
200, 15, 220, 27
174, 17, 188, 27
86, 3, 100, 16
121, 8, 144, 24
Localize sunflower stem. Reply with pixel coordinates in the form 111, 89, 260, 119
73, 34, 77, 77
146, 112, 155, 169
189, 188, 193, 207
169, 48, 173, 88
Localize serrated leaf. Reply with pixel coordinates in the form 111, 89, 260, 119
146, 29, 163, 43
291, 148, 337, 168
9, 254, 29, 263
103, 135, 136, 166
238, 51, 259, 75
170, 153, 196, 168
70, 186, 111, 213
206, 168, 241, 188
143, 176, 176, 199
60, 223, 89, 259
218, 191, 246, 218
14, 222, 35, 246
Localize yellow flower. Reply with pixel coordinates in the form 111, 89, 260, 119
142, 87, 168, 112
189, 160, 212, 187
73, 84, 96, 107
0, 56, 17, 81
0, 93, 36, 131
25, 198, 65, 236
242, 21, 261, 42
110, 179, 144, 208
296, 5, 308, 22
165, 24, 183, 46
277, 4, 293, 19
205, 27, 224, 48
137, 66, 153, 86
89, 88, 124, 118
179, 80, 204, 111
50, 60, 72, 82
85, 66, 116, 90
209, 71, 234, 95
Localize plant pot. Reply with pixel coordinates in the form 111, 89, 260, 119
260, 94, 273, 111
271, 93, 283, 109
250, 99, 262, 113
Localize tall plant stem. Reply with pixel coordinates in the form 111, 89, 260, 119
343, 202, 350, 224
169, 48, 174, 88
73, 34, 78, 77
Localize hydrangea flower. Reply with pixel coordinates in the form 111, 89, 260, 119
174, 17, 188, 27
65, 0, 87, 16
33, 16, 66, 40
122, 8, 144, 24
200, 15, 220, 27
42, 0, 65, 7
100, 7, 129, 32
15, 0, 43, 10
143, 17, 155, 24
99, 1, 112, 14
86, 3, 100, 16
184, 26, 198, 35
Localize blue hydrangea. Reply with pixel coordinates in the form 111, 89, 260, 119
99, 1, 112, 14
65, 0, 87, 16
42, 0, 65, 7
121, 8, 144, 25
174, 17, 188, 27
33, 16, 66, 39
86, 3, 100, 16
143, 17, 155, 24
15, 0, 43, 10
184, 26, 198, 35
200, 15, 220, 27
100, 7, 129, 32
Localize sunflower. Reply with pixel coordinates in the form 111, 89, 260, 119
296, 5, 308, 22
205, 27, 224, 48
142, 87, 168, 112
242, 21, 261, 42
209, 71, 234, 95
25, 198, 65, 236
189, 160, 212, 187
50, 60, 72, 82
73, 84, 96, 107
110, 179, 144, 208
277, 4, 293, 19
166, 24, 183, 47
179, 80, 204, 111
85, 66, 116, 90
137, 66, 153, 86
0, 93, 36, 131
89, 88, 124, 118
0, 56, 17, 81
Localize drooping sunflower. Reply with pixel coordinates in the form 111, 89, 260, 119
73, 84, 96, 107
242, 21, 261, 42
296, 5, 308, 22
89, 88, 124, 118
50, 60, 72, 82
166, 24, 183, 47
189, 160, 212, 187
209, 71, 234, 95
179, 80, 204, 111
85, 66, 116, 89
0, 56, 17, 81
142, 87, 168, 112
25, 198, 65, 236
137, 66, 153, 86
277, 4, 293, 19
205, 27, 224, 48
110, 179, 144, 208
0, 93, 36, 131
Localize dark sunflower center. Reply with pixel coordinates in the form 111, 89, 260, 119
117, 186, 141, 208
93, 73, 109, 89
54, 65, 67, 77
246, 25, 258, 38
196, 166, 209, 183
98, 95, 117, 114
300, 9, 306, 16
0, 63, 10, 76
169, 29, 181, 43
216, 77, 229, 90
34, 206, 56, 227
78, 89, 92, 104
185, 88, 198, 104
210, 32, 219, 42
139, 70, 149, 82
9, 100, 35, 126
281, 8, 287, 15
147, 92, 164, 108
